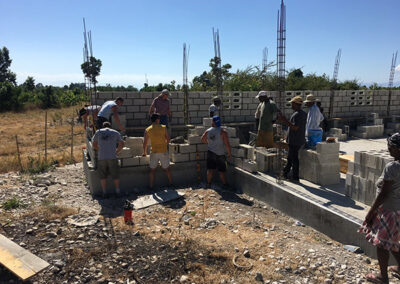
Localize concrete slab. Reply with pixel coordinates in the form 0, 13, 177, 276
339, 138, 387, 156
132, 189, 185, 209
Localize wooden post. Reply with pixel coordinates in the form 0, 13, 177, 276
44, 111, 47, 162
71, 110, 74, 160
15, 135, 23, 171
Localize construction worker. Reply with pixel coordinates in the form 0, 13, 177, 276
304, 94, 324, 148
97, 97, 125, 131
256, 91, 278, 148
254, 91, 267, 131
143, 113, 173, 191
278, 96, 307, 182
201, 116, 231, 188
92, 121, 125, 197
79, 104, 101, 130
209, 97, 222, 117
149, 89, 171, 128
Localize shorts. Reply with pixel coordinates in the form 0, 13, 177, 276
207, 151, 226, 172
96, 116, 109, 129
256, 130, 274, 148
97, 159, 119, 179
149, 152, 170, 169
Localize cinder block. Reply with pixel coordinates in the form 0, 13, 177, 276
171, 153, 190, 163
179, 143, 197, 154
187, 135, 202, 145
347, 161, 354, 174
117, 147, 132, 158
316, 142, 339, 154
189, 152, 205, 161
195, 126, 207, 136
196, 144, 208, 152
139, 156, 150, 165
222, 126, 237, 137
233, 157, 243, 168
231, 147, 245, 158
122, 157, 140, 167
229, 138, 240, 147
203, 117, 213, 127
169, 143, 180, 154
242, 159, 257, 173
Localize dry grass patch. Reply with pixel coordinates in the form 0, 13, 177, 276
0, 105, 86, 173
25, 198, 77, 221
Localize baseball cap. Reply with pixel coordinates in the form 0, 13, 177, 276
212, 115, 221, 127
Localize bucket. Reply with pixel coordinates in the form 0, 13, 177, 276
307, 129, 323, 148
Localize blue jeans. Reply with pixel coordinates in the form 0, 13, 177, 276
160, 115, 169, 128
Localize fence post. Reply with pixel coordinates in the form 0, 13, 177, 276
15, 135, 23, 171
44, 111, 48, 162
71, 110, 74, 160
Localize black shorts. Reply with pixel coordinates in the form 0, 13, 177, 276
96, 116, 109, 129
206, 151, 226, 172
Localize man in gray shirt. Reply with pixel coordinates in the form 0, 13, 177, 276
201, 116, 231, 188
92, 122, 125, 197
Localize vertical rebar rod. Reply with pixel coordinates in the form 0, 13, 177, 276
15, 135, 22, 171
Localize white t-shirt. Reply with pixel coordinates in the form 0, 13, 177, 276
209, 104, 219, 116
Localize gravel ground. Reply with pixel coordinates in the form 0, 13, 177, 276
0, 163, 399, 283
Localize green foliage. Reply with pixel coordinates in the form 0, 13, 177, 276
81, 56, 102, 84
24, 155, 55, 174
139, 82, 176, 92
24, 76, 35, 91
98, 84, 138, 92
2, 196, 26, 210
0, 47, 16, 85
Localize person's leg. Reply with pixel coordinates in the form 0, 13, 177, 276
256, 130, 266, 147
160, 153, 172, 186
218, 171, 227, 185
100, 179, 107, 193
113, 179, 120, 194
149, 169, 155, 189
207, 170, 214, 185
216, 155, 227, 186
164, 168, 172, 185
377, 247, 390, 281
109, 159, 121, 195
97, 160, 108, 196
292, 145, 301, 180
206, 151, 216, 187
265, 130, 274, 148
283, 146, 293, 177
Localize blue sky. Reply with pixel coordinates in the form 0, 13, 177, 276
1, 0, 400, 88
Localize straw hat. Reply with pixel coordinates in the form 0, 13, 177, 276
255, 91, 268, 99
289, 96, 303, 105
304, 94, 316, 103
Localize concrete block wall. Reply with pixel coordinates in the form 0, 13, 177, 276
345, 150, 393, 205
94, 90, 400, 128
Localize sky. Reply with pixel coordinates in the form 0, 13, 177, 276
1, 0, 400, 88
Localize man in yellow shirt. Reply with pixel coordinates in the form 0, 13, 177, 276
143, 113, 173, 190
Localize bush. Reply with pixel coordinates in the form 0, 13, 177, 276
2, 196, 26, 210
24, 155, 55, 174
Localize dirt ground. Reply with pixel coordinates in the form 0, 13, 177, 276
0, 163, 399, 283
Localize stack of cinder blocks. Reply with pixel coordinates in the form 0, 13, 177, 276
230, 143, 257, 173
351, 113, 384, 138
119, 137, 150, 167
254, 147, 280, 174
345, 150, 393, 205
328, 128, 347, 141
385, 115, 400, 135
299, 142, 340, 185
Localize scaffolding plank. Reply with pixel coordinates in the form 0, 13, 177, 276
0, 233, 49, 280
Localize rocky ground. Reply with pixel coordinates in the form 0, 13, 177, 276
0, 163, 399, 283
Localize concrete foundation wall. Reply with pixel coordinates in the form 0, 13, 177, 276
94, 90, 400, 128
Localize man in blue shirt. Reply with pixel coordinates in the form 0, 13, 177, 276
97, 97, 125, 132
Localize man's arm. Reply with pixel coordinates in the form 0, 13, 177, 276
93, 141, 99, 150
168, 101, 171, 117
165, 128, 170, 144
116, 140, 124, 155
148, 100, 155, 116
278, 114, 299, 131
83, 114, 88, 129
201, 130, 208, 144
143, 130, 149, 156
221, 130, 231, 159
92, 132, 99, 150
112, 106, 125, 131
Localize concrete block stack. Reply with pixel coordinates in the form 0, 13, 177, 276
327, 128, 347, 141
351, 113, 384, 138
385, 115, 400, 135
254, 147, 280, 173
299, 142, 340, 185
345, 149, 393, 205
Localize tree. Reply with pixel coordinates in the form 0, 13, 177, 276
0, 47, 17, 85
24, 76, 35, 91
81, 56, 102, 84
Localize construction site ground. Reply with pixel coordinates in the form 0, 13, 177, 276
0, 137, 397, 284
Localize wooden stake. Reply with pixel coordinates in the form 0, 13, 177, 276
44, 111, 48, 162
71, 110, 74, 160
15, 135, 23, 172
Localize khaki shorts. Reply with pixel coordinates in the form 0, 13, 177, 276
256, 130, 274, 148
150, 152, 170, 169
97, 159, 119, 179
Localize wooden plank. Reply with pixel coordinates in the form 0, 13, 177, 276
0, 234, 50, 280
339, 154, 354, 174
132, 189, 185, 210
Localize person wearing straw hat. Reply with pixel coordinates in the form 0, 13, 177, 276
149, 89, 171, 128
256, 91, 278, 148
304, 94, 324, 148
278, 96, 307, 182
254, 91, 268, 129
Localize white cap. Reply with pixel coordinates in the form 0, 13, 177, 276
255, 91, 268, 99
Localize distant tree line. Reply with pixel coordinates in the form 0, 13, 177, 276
1, 45, 397, 112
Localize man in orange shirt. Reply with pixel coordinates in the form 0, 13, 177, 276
143, 113, 173, 191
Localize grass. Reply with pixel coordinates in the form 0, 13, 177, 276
0, 105, 86, 173
2, 196, 26, 210
37, 197, 77, 221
